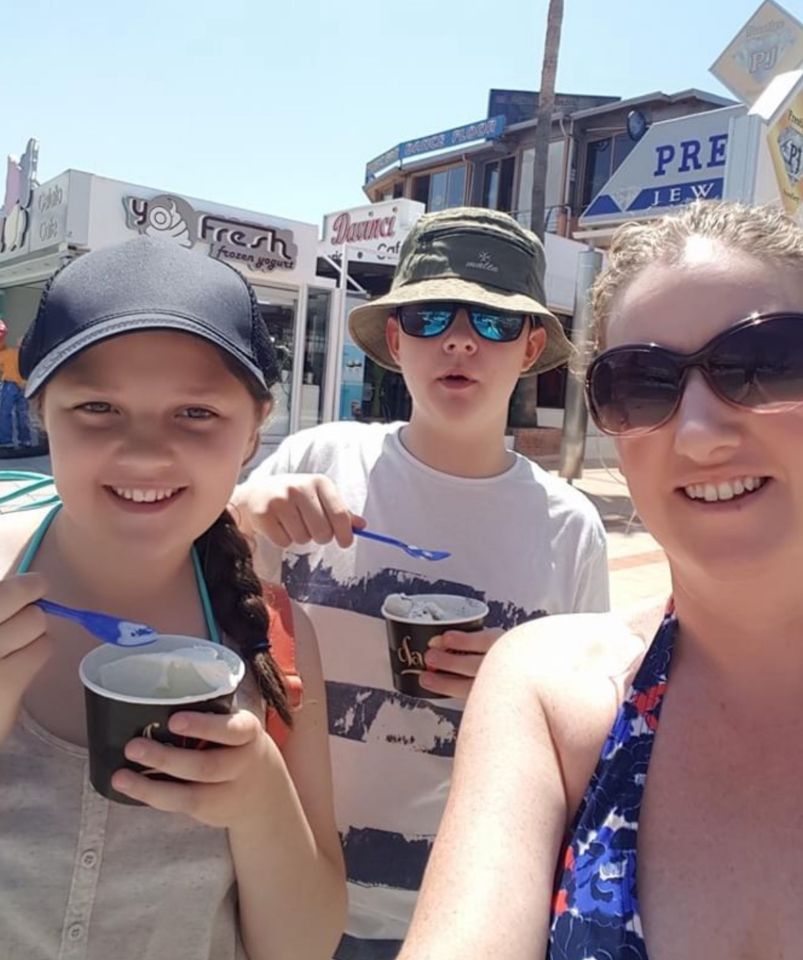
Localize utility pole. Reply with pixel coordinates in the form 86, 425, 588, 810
529, 0, 564, 240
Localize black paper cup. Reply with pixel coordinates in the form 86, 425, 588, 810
79, 636, 245, 805
381, 593, 489, 699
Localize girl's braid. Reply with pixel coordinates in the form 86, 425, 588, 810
196, 508, 292, 727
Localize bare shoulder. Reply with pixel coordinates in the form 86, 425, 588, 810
0, 503, 48, 576
288, 600, 321, 676
490, 612, 647, 686
484, 613, 649, 816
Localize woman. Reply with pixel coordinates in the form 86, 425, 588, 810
397, 200, 803, 960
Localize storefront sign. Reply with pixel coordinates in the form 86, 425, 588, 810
580, 106, 744, 225
399, 115, 506, 161
767, 87, 803, 214
321, 199, 424, 266
487, 89, 618, 126
328, 209, 397, 246
364, 116, 506, 184
28, 173, 70, 252
711, 0, 803, 105
365, 146, 402, 183
0, 139, 38, 257
124, 193, 298, 273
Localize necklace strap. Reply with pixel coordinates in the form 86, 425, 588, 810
11, 487, 221, 643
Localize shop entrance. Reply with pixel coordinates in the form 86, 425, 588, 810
258, 285, 335, 443
259, 291, 298, 440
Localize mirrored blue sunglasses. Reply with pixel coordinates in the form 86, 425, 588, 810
396, 301, 531, 343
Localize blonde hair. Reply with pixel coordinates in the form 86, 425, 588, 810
590, 201, 803, 351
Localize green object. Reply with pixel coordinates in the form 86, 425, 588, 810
347, 206, 573, 377
6, 478, 220, 645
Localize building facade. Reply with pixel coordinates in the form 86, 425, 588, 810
0, 151, 339, 456
330, 88, 734, 458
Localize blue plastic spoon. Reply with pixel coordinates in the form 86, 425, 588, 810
36, 599, 159, 647
353, 527, 451, 561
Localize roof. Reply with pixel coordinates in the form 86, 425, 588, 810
363, 88, 737, 196
568, 88, 735, 119
502, 88, 735, 136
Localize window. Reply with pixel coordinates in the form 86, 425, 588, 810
411, 165, 466, 212
299, 289, 332, 431
481, 156, 515, 212
582, 133, 636, 207
516, 142, 566, 232
258, 292, 298, 440
412, 174, 430, 205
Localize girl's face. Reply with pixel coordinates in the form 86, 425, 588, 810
608, 239, 803, 583
40, 331, 266, 552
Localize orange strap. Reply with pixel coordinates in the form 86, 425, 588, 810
261, 583, 303, 748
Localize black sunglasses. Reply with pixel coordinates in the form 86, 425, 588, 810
585, 312, 803, 436
396, 301, 531, 343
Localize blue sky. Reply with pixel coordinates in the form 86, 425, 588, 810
0, 0, 784, 226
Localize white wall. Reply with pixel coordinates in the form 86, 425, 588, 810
543, 232, 586, 314
84, 175, 320, 286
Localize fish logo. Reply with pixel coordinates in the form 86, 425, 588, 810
124, 194, 197, 248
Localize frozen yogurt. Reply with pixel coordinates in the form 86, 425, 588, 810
98, 645, 238, 700
382, 593, 486, 624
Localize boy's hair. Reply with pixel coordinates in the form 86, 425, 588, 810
590, 200, 803, 352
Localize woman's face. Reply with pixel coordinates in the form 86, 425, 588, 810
40, 331, 267, 554
608, 238, 803, 582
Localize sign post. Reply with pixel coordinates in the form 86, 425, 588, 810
559, 248, 602, 481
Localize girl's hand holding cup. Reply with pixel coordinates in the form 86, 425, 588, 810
111, 708, 283, 828
0, 573, 52, 745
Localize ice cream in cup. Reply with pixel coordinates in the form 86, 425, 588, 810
79, 636, 245, 805
381, 593, 489, 699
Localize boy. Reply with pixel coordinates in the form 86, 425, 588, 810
233, 207, 608, 959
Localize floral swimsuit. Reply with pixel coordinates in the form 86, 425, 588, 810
546, 611, 677, 960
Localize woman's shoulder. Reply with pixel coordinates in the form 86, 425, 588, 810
489, 613, 649, 813
496, 611, 647, 682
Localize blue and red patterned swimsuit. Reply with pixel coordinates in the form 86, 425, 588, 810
546, 611, 677, 960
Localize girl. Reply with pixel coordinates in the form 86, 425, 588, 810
0, 236, 345, 960
398, 201, 803, 960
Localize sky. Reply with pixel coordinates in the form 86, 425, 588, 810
0, 0, 792, 227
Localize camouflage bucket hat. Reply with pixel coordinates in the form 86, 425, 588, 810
348, 206, 574, 377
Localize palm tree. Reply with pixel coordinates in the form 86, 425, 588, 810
512, 0, 564, 432
529, 0, 564, 240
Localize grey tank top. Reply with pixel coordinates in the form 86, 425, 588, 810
1, 504, 259, 960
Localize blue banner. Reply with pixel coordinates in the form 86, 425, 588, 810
584, 177, 724, 218
365, 115, 506, 183
399, 115, 506, 161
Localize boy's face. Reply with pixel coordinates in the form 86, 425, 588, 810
385, 305, 546, 436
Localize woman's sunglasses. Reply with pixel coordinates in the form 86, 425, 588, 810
585, 312, 803, 437
396, 301, 530, 343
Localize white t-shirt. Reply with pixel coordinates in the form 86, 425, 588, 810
248, 421, 609, 960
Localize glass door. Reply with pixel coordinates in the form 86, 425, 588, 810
299, 288, 332, 430
258, 289, 298, 440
